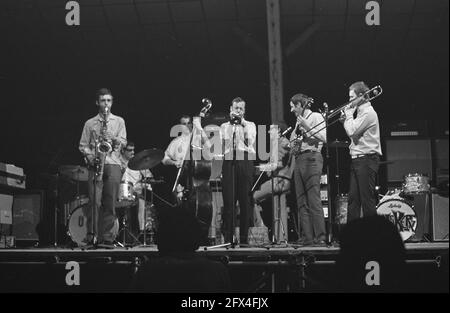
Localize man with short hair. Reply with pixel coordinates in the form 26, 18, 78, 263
341, 81, 382, 221
162, 115, 192, 168
220, 97, 256, 245
79, 88, 127, 245
120, 141, 153, 238
290, 93, 327, 245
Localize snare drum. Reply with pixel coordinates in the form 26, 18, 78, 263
335, 194, 348, 225
117, 181, 136, 208
402, 173, 430, 195
67, 204, 119, 246
377, 199, 417, 241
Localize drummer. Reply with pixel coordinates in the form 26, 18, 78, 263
120, 141, 153, 233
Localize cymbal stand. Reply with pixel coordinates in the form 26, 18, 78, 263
139, 180, 154, 246
323, 105, 334, 245
53, 173, 59, 247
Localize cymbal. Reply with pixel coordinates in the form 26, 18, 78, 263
59, 165, 89, 181
327, 140, 350, 148
128, 149, 164, 171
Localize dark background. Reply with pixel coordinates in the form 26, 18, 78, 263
0, 0, 448, 198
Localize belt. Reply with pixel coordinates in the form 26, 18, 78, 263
274, 175, 291, 181
299, 150, 319, 155
351, 153, 379, 159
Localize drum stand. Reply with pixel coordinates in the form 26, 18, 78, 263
139, 181, 155, 247
116, 207, 140, 247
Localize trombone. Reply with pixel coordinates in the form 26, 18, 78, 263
290, 85, 383, 143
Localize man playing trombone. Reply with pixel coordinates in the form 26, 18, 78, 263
289, 93, 327, 246
341, 81, 382, 221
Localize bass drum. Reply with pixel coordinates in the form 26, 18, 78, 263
63, 195, 89, 223
376, 199, 417, 241
67, 205, 118, 246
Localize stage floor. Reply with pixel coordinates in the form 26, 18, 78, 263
0, 242, 448, 293
0, 242, 447, 262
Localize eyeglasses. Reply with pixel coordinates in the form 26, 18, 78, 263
125, 148, 134, 152
100, 99, 112, 102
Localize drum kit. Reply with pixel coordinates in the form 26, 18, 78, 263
335, 172, 430, 241
59, 149, 165, 247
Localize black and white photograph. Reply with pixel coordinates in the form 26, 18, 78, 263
0, 0, 448, 297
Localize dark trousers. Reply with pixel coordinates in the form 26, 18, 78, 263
347, 155, 379, 222
87, 164, 122, 242
293, 152, 325, 242
221, 158, 254, 244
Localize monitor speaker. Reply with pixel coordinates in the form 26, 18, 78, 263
12, 190, 43, 241
385, 139, 432, 182
431, 194, 449, 241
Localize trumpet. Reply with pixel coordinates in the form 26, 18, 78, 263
230, 111, 243, 125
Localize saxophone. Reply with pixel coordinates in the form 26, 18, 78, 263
95, 107, 113, 178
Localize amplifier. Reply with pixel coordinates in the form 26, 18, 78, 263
12, 190, 44, 242
431, 194, 449, 241
384, 138, 432, 182
0, 193, 14, 224
0, 163, 26, 189
382, 120, 428, 137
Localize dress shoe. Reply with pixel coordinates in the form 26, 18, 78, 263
312, 239, 327, 246
294, 238, 313, 246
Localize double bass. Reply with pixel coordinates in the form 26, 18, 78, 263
172, 100, 213, 242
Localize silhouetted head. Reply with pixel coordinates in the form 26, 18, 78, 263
155, 207, 202, 256
337, 215, 406, 292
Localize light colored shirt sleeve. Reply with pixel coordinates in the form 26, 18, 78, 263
116, 118, 127, 147
244, 121, 257, 150
79, 121, 94, 157
344, 110, 376, 138
304, 113, 327, 143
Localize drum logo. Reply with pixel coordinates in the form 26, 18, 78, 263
377, 200, 417, 241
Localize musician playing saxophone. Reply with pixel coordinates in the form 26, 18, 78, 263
79, 88, 127, 246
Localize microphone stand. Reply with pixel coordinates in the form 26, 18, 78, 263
84, 153, 99, 249
230, 124, 238, 247
323, 104, 334, 245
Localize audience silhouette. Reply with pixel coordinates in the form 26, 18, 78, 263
336, 215, 407, 292
133, 206, 231, 292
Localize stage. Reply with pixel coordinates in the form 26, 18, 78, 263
0, 242, 447, 293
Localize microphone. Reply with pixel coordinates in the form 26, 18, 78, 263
281, 126, 293, 137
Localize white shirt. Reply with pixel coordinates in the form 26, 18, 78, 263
290, 111, 326, 156
164, 134, 191, 163
79, 113, 127, 166
220, 119, 257, 156
344, 102, 382, 157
